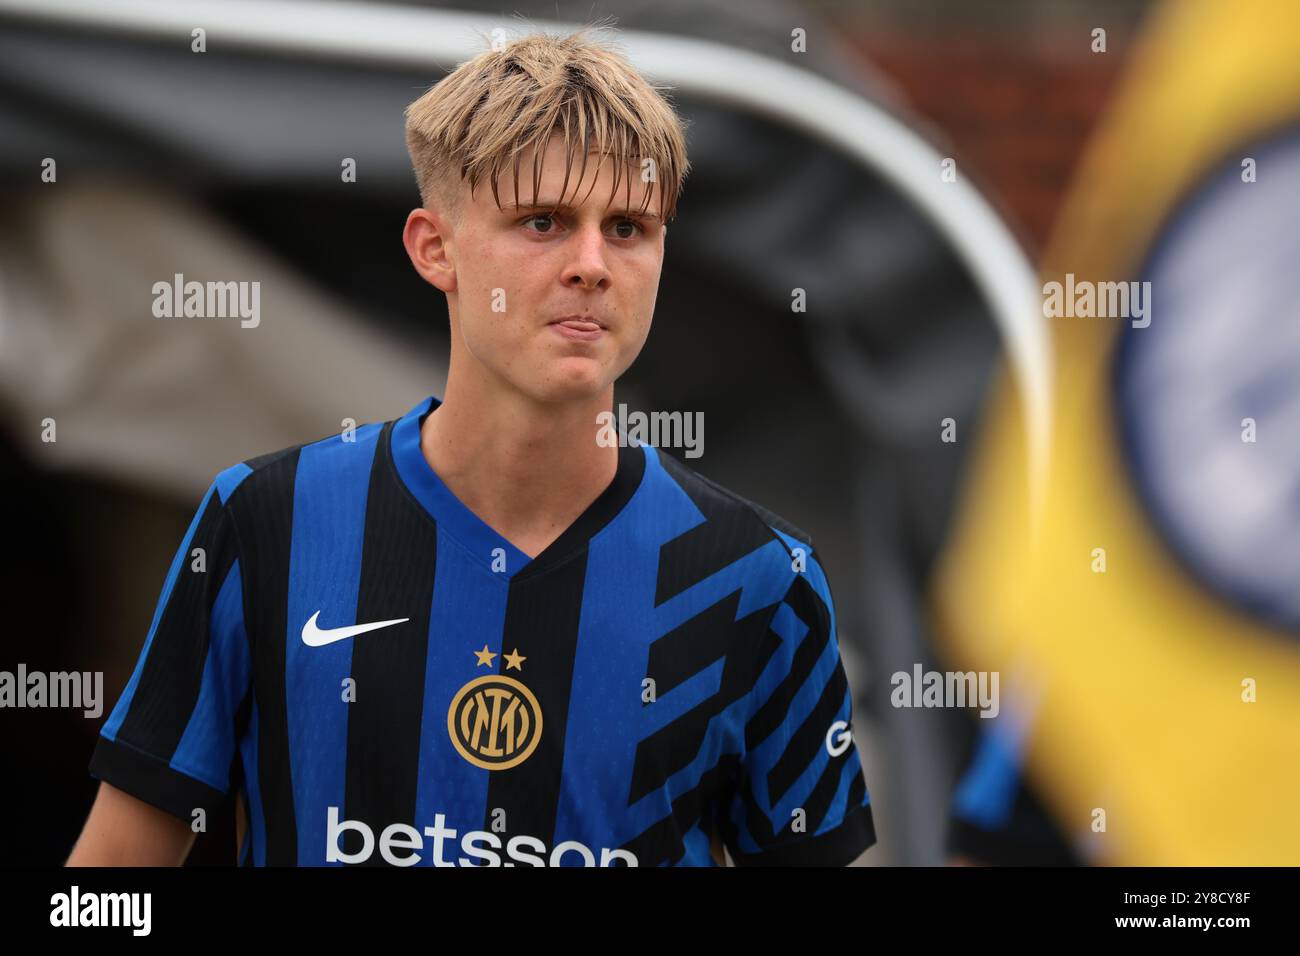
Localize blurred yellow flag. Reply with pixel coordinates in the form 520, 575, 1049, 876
933, 0, 1300, 865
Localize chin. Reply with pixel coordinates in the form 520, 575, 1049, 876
531, 361, 613, 404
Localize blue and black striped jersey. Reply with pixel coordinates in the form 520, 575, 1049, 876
90, 394, 876, 866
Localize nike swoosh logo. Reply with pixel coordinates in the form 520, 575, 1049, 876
301, 610, 411, 647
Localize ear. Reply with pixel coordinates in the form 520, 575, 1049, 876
403, 207, 457, 293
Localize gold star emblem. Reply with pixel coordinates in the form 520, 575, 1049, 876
473, 645, 497, 667
503, 648, 527, 671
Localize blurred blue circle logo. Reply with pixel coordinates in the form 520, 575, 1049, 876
1115, 126, 1300, 634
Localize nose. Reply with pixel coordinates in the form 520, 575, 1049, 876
562, 221, 611, 290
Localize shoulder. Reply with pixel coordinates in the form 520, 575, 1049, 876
649, 445, 817, 563
650, 448, 840, 670
210, 414, 397, 511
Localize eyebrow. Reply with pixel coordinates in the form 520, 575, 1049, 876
503, 200, 662, 223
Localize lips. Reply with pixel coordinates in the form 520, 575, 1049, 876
550, 314, 605, 331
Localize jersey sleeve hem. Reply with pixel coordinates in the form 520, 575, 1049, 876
89, 734, 228, 824
730, 801, 876, 867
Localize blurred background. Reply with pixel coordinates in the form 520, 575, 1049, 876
2, 0, 1297, 866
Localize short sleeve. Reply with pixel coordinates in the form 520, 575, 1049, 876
89, 469, 252, 825
720, 544, 876, 866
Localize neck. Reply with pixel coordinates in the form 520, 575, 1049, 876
419, 365, 618, 559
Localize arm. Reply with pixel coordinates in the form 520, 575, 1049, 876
66, 781, 197, 867
79, 469, 252, 867
721, 541, 877, 866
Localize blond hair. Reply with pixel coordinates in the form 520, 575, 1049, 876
404, 26, 690, 229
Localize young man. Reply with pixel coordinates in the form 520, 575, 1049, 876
68, 28, 876, 867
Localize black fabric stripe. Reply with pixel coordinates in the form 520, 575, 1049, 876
793, 736, 853, 834
728, 751, 869, 863
619, 755, 739, 866
231, 447, 300, 866
644, 589, 739, 697
653, 451, 779, 607
731, 762, 779, 848
117, 489, 239, 759
729, 801, 876, 867
628, 593, 776, 804
512, 441, 645, 583
243, 444, 301, 473
744, 577, 832, 752
766, 661, 849, 806
342, 421, 438, 865
482, 551, 589, 854
689, 469, 813, 547
232, 680, 253, 774
88, 734, 227, 824
847, 767, 866, 809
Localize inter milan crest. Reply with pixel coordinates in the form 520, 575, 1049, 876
447, 647, 542, 770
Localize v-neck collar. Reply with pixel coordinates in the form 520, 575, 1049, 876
388, 394, 647, 581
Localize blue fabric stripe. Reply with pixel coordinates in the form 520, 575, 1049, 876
172, 558, 248, 790
551, 454, 668, 853
813, 700, 863, 837
671, 818, 715, 867
751, 636, 844, 836
413, 526, 506, 865
284, 424, 383, 865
